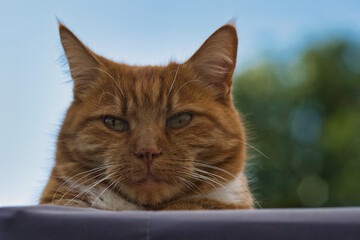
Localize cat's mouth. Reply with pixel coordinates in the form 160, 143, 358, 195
135, 172, 164, 184
110, 168, 189, 208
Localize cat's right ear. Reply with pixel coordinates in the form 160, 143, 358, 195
59, 22, 101, 98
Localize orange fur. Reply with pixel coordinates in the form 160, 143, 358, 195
39, 23, 254, 210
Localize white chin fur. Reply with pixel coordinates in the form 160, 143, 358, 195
202, 172, 252, 205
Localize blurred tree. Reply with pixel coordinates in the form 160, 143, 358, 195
233, 39, 360, 208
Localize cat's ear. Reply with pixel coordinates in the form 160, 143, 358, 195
59, 22, 101, 98
185, 24, 238, 100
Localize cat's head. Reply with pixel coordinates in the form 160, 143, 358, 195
57, 23, 246, 207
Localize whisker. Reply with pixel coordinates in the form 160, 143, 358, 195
72, 67, 126, 99
97, 68, 125, 99
53, 165, 109, 204
235, 139, 270, 160
176, 175, 205, 196
61, 170, 107, 206
72, 169, 125, 207
167, 64, 180, 97
192, 161, 237, 178
90, 180, 118, 209
98, 91, 119, 106
195, 163, 261, 208
180, 171, 218, 189
174, 160, 258, 208
56, 162, 119, 205
52, 165, 84, 203
192, 166, 253, 207
173, 79, 210, 99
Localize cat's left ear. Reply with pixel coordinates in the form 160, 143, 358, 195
185, 24, 238, 100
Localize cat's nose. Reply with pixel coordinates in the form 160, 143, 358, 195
134, 147, 161, 169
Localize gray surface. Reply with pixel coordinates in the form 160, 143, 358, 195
1, 205, 360, 240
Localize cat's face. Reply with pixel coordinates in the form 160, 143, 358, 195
57, 24, 246, 207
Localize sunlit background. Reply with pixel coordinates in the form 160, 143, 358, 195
1, 0, 359, 208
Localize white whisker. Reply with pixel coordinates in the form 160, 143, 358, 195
62, 171, 107, 206
235, 139, 270, 160
72, 66, 126, 99
167, 64, 180, 97
173, 79, 210, 98
54, 165, 109, 204
90, 180, 117, 208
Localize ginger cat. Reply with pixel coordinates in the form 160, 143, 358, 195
39, 22, 254, 210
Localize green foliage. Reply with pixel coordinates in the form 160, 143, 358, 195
232, 39, 360, 208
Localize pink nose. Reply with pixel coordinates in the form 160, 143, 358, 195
134, 147, 161, 169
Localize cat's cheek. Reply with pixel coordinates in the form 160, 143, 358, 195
65, 136, 108, 164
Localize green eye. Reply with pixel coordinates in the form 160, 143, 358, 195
103, 116, 129, 132
167, 112, 192, 129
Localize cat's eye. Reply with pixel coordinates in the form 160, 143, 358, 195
103, 116, 129, 132
167, 112, 192, 129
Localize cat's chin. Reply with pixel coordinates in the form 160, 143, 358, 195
119, 175, 181, 207
132, 176, 170, 196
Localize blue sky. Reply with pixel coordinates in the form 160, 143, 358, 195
1, 0, 359, 207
